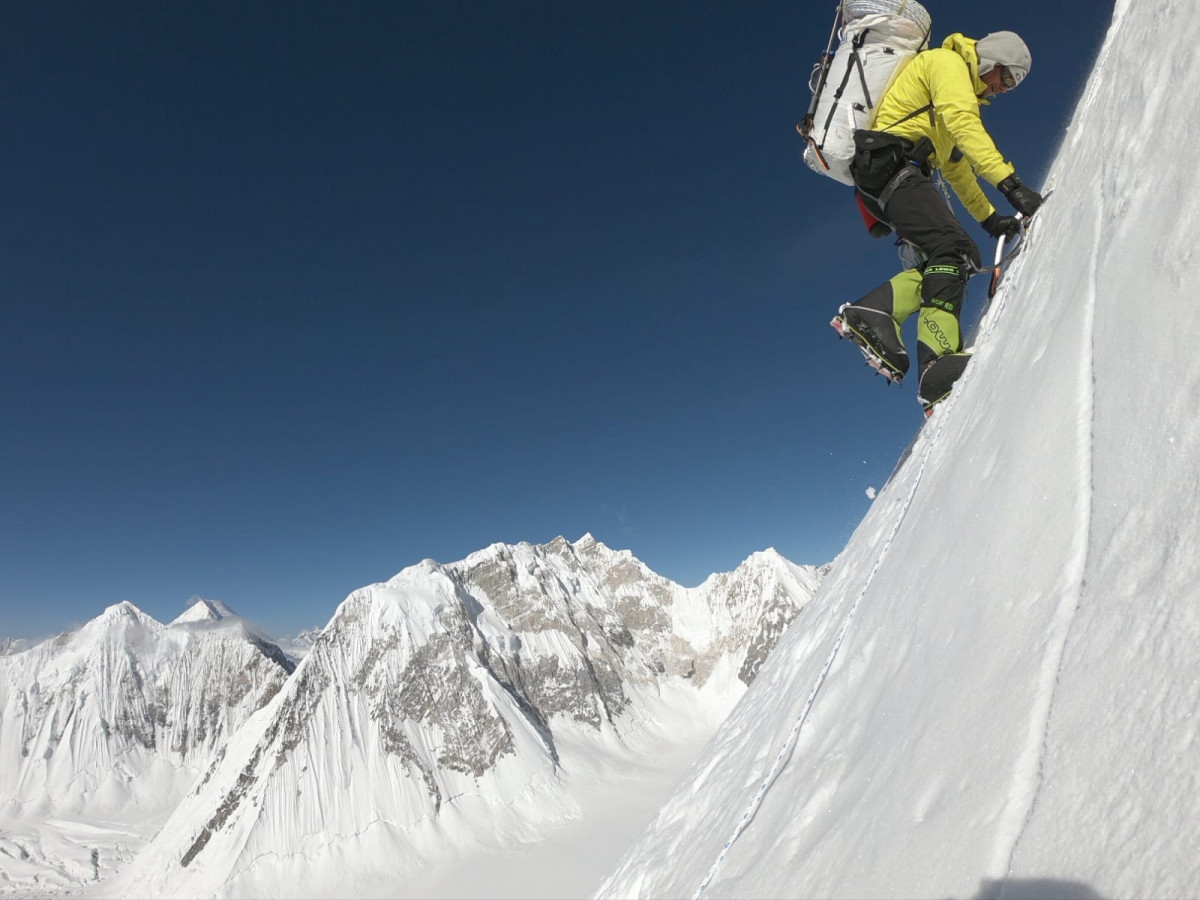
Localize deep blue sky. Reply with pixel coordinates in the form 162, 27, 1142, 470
1, 1, 1112, 639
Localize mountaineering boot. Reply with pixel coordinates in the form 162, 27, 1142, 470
830, 304, 911, 383
918, 352, 971, 415
913, 261, 969, 415
831, 269, 922, 383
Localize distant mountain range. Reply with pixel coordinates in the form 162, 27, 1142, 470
0, 535, 826, 898
272, 626, 323, 663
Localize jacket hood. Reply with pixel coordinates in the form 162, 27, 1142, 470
942, 32, 991, 101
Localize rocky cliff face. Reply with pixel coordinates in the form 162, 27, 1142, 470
115, 535, 825, 898
0, 601, 294, 824
448, 536, 826, 720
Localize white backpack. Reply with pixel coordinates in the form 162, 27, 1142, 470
799, 0, 933, 186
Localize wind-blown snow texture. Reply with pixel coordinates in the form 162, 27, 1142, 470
103, 536, 821, 898
598, 2, 1200, 898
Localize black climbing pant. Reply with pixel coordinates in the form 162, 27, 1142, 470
852, 131, 983, 369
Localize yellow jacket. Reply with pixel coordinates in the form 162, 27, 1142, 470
871, 33, 1016, 222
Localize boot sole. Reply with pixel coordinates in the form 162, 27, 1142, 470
918, 353, 972, 413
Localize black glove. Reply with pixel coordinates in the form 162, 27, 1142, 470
998, 174, 1044, 217
982, 211, 1022, 239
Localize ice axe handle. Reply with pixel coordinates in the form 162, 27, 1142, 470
988, 212, 1025, 299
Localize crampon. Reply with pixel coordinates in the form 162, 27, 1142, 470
830, 313, 906, 385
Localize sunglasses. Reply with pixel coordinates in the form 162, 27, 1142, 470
998, 66, 1017, 90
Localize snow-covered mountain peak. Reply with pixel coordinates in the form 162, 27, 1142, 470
169, 597, 237, 626
742, 546, 784, 565
719, 546, 787, 578
96, 599, 156, 626
328, 562, 465, 655
0, 599, 295, 832
68, 600, 166, 662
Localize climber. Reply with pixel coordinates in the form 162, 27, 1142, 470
831, 31, 1045, 412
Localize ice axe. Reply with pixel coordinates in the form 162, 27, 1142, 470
987, 215, 1023, 299
987, 191, 1051, 298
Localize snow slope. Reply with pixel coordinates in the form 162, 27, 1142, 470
597, 2, 1200, 898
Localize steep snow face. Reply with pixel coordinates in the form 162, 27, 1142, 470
111, 536, 824, 898
0, 601, 295, 825
598, 2, 1200, 899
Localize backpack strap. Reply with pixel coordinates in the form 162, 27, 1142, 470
818, 28, 873, 145
864, 34, 936, 134
877, 102, 935, 133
